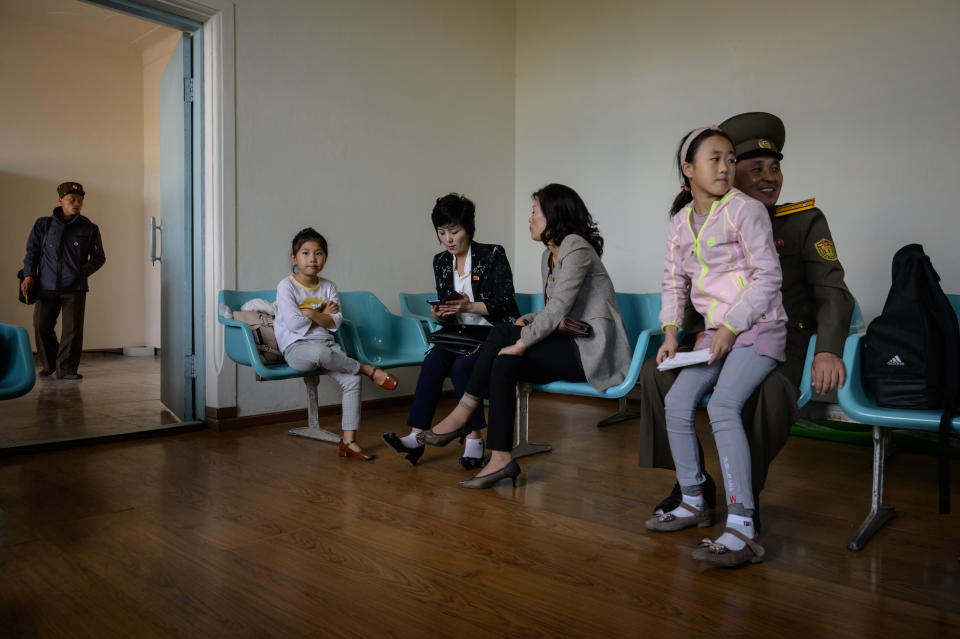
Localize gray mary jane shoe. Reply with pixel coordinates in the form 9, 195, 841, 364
691, 528, 765, 567
644, 501, 713, 532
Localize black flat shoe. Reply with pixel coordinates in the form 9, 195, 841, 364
459, 438, 485, 470
416, 423, 472, 447
381, 432, 425, 466
459, 460, 520, 489
459, 455, 485, 470
653, 473, 717, 515
404, 447, 425, 467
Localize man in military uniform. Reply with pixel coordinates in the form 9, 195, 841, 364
21, 182, 106, 380
637, 112, 854, 525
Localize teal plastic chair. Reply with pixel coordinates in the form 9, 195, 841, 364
0, 323, 36, 400
796, 297, 866, 407
837, 294, 960, 551
515, 293, 544, 316
337, 291, 429, 368
218, 289, 352, 444
398, 292, 440, 334
513, 293, 662, 457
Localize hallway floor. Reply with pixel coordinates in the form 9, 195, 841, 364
1, 352, 175, 448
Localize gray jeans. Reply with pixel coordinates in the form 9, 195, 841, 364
284, 339, 362, 431
664, 345, 777, 515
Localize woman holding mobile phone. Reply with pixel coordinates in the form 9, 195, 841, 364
381, 193, 520, 469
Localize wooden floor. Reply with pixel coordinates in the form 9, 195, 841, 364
1, 396, 958, 638
1, 353, 173, 448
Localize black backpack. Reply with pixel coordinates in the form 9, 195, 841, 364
862, 244, 959, 514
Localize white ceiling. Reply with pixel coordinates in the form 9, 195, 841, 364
0, 0, 180, 51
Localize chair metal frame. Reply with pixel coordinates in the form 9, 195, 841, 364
838, 326, 960, 550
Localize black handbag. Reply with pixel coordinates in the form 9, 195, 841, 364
427, 324, 491, 356
17, 269, 35, 305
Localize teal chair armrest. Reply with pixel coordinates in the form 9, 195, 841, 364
797, 334, 818, 409
0, 323, 36, 400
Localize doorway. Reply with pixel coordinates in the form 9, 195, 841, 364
0, 0, 205, 449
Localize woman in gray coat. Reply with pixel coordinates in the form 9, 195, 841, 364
418, 183, 631, 488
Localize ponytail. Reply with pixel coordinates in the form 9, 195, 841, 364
668, 127, 732, 217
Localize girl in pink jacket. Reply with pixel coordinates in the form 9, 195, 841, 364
645, 126, 787, 569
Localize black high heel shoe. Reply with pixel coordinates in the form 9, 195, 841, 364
459, 460, 521, 489
381, 432, 425, 467
416, 423, 473, 447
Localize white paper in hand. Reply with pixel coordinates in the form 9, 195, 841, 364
657, 349, 711, 371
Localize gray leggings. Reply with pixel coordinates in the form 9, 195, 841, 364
664, 345, 777, 515
284, 339, 362, 431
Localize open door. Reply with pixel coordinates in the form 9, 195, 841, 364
158, 32, 195, 421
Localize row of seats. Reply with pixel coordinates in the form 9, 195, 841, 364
220, 289, 957, 550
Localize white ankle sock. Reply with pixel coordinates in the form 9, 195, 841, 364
715, 514, 755, 550
400, 432, 422, 448
666, 492, 703, 518
463, 437, 483, 458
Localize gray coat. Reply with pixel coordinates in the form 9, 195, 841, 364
520, 234, 631, 391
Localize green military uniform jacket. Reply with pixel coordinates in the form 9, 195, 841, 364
683, 198, 854, 386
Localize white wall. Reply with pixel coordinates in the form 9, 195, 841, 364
514, 0, 960, 322
228, 0, 517, 414
0, 18, 147, 350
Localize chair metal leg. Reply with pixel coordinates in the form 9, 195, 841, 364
596, 396, 641, 428
512, 383, 552, 458
288, 376, 340, 444
848, 426, 897, 551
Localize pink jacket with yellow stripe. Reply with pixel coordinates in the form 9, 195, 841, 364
660, 188, 786, 335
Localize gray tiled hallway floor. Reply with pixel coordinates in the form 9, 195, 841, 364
1, 352, 175, 447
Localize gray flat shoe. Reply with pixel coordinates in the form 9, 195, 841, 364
644, 501, 712, 532
691, 528, 765, 567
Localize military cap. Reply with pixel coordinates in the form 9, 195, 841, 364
57, 181, 85, 198
719, 112, 785, 161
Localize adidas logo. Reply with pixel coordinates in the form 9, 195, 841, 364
886, 355, 905, 366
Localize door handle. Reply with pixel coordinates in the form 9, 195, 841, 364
151, 216, 162, 264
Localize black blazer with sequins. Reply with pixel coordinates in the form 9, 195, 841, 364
433, 242, 519, 325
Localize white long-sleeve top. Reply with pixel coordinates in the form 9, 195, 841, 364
274, 275, 343, 353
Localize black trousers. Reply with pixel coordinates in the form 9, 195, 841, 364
407, 346, 485, 431
465, 324, 586, 452
636, 328, 807, 498
33, 290, 87, 375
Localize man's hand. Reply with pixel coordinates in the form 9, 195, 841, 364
20, 276, 34, 296
657, 326, 679, 364
514, 317, 528, 326
323, 302, 340, 315
498, 339, 527, 357
812, 351, 846, 394
708, 326, 736, 364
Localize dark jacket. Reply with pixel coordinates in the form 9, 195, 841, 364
23, 208, 106, 292
433, 241, 519, 325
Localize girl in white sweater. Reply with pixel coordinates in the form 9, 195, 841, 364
275, 227, 397, 460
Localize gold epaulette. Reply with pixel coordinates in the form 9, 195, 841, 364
774, 198, 816, 217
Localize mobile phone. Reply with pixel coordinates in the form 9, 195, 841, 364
428, 296, 462, 305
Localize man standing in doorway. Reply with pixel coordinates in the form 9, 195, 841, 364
21, 181, 106, 380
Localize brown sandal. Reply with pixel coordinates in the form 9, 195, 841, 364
644, 501, 713, 532
368, 367, 398, 390
338, 439, 375, 461
691, 528, 765, 567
